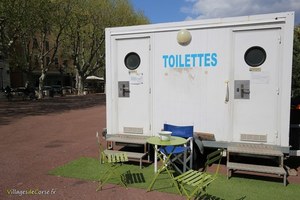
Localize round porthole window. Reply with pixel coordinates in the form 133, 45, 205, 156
124, 52, 140, 70
244, 46, 266, 67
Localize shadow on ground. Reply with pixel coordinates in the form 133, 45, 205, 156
0, 93, 105, 125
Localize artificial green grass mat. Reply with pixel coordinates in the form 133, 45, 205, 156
49, 157, 300, 200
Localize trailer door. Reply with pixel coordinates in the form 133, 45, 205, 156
115, 37, 151, 135
232, 28, 281, 145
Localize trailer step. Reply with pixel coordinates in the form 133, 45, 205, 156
104, 149, 148, 169
105, 134, 150, 167
227, 144, 286, 186
227, 162, 287, 186
227, 162, 286, 175
228, 144, 283, 157
106, 134, 149, 145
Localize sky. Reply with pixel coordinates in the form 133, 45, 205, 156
130, 0, 300, 25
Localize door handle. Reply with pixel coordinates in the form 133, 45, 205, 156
225, 81, 229, 103
241, 84, 250, 98
241, 88, 250, 94
122, 84, 130, 96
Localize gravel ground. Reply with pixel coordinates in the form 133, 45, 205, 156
0, 93, 299, 200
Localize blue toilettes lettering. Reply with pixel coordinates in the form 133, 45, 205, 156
163, 53, 218, 68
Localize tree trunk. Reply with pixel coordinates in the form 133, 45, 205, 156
38, 71, 46, 99
75, 70, 84, 95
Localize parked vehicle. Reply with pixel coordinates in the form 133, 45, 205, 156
62, 86, 73, 95
4, 86, 36, 101
51, 85, 62, 96
4, 86, 12, 101
42, 86, 53, 97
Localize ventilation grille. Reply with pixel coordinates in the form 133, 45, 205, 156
240, 134, 267, 143
123, 127, 143, 134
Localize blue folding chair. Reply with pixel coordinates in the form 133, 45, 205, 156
160, 124, 194, 173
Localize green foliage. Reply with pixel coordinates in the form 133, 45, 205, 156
0, 0, 149, 95
61, 0, 149, 94
293, 25, 300, 97
0, 0, 39, 60
0, 0, 71, 74
109, 0, 149, 26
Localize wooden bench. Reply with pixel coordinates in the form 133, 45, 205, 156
227, 162, 287, 186
104, 134, 150, 169
104, 149, 147, 169
227, 144, 287, 186
106, 134, 149, 153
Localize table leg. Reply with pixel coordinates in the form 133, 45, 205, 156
147, 166, 161, 191
147, 143, 150, 162
154, 144, 157, 173
148, 145, 182, 193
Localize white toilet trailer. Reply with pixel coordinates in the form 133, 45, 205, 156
105, 12, 295, 153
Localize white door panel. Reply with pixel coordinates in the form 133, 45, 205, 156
232, 28, 281, 145
116, 37, 150, 135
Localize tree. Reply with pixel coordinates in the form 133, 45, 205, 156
1, 0, 149, 96
33, 0, 72, 99
0, 0, 39, 76
293, 25, 300, 97
64, 0, 149, 95
0, 0, 72, 98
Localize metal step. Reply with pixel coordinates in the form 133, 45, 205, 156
228, 143, 283, 157
227, 162, 286, 175
227, 143, 287, 185
227, 162, 287, 186
104, 149, 148, 169
105, 134, 150, 168
106, 134, 149, 145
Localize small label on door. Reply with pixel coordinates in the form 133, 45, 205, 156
130, 72, 143, 85
251, 71, 270, 84
249, 67, 261, 72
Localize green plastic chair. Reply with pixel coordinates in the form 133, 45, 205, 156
96, 132, 128, 191
174, 149, 224, 200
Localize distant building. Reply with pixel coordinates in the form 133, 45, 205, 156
0, 55, 10, 90
3, 33, 75, 89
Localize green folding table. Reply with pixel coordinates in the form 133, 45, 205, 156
147, 136, 187, 192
